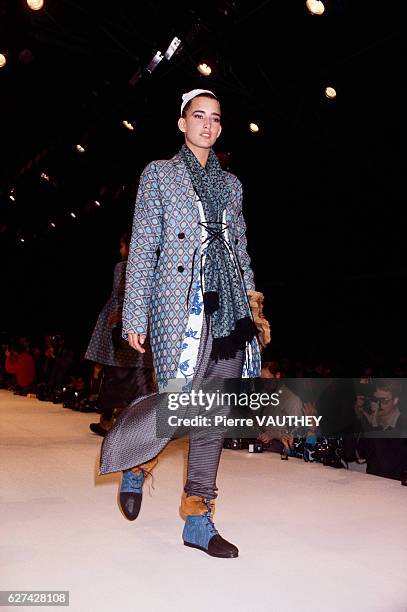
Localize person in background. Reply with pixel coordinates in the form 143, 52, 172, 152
5, 342, 36, 395
355, 379, 407, 481
85, 233, 155, 437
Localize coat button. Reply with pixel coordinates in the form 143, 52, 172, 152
178, 232, 185, 239
177, 265, 184, 273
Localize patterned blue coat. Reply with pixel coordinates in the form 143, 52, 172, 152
122, 152, 258, 386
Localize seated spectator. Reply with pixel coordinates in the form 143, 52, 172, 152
5, 342, 36, 395
355, 379, 407, 481
37, 334, 75, 400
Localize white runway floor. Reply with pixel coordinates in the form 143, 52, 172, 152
1, 389, 407, 612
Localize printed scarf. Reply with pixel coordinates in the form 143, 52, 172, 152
180, 144, 257, 360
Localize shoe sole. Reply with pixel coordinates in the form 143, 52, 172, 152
183, 541, 238, 558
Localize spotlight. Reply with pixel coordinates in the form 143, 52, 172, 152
122, 120, 135, 131
306, 0, 325, 15
20, 238, 25, 243
70, 212, 77, 219
325, 86, 337, 99
76, 144, 85, 153
50, 222, 56, 228
9, 195, 16, 202
197, 63, 212, 76
249, 122, 260, 133
94, 200, 101, 207
40, 172, 50, 181
146, 51, 164, 74
0, 54, 6, 68
164, 37, 182, 60
27, 0, 44, 10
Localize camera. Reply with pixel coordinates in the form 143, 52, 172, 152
223, 438, 244, 450
248, 440, 263, 453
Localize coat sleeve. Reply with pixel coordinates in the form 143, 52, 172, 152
232, 177, 255, 292
122, 162, 163, 336
112, 262, 126, 318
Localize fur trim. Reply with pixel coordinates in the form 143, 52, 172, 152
180, 494, 216, 518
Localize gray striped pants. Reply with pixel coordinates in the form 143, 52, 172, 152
184, 315, 244, 499
99, 315, 244, 500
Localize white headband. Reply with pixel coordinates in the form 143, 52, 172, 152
180, 88, 216, 115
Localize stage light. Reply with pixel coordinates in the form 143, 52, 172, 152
76, 144, 85, 153
27, 0, 44, 10
9, 195, 16, 202
249, 122, 260, 133
164, 37, 182, 60
146, 51, 164, 74
325, 86, 337, 99
70, 212, 77, 219
306, 0, 325, 15
40, 172, 50, 181
20, 238, 25, 243
50, 222, 56, 228
122, 120, 135, 131
197, 63, 212, 76
0, 54, 6, 68
94, 200, 101, 207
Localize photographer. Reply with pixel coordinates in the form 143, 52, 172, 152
355, 379, 407, 481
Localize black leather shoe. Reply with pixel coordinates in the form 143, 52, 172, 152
207, 534, 239, 558
119, 492, 143, 521
184, 534, 239, 558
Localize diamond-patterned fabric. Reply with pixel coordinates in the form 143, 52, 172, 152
85, 261, 152, 368
122, 152, 256, 387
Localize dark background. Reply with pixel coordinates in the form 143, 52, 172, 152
1, 0, 405, 365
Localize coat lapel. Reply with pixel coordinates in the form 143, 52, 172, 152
171, 153, 196, 210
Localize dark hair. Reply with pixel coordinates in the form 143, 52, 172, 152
120, 232, 130, 247
181, 92, 219, 118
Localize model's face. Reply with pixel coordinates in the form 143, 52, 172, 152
178, 96, 222, 151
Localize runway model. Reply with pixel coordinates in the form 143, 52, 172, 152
85, 234, 155, 436
100, 89, 269, 558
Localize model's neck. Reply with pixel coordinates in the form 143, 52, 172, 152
185, 143, 210, 167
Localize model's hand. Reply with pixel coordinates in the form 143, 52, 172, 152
128, 333, 146, 353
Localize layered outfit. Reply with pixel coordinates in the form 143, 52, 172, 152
100, 145, 261, 510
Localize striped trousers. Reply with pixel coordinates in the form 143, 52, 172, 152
100, 315, 244, 500
184, 315, 244, 499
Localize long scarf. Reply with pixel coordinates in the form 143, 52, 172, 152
180, 144, 257, 360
